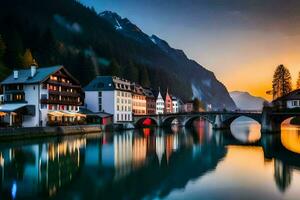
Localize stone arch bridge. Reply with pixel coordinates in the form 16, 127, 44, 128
133, 110, 300, 133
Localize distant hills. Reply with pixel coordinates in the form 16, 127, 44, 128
0, 0, 236, 109
230, 91, 266, 110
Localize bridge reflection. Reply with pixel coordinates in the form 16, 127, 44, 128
0, 122, 300, 199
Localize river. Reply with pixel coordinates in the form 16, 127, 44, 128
0, 118, 300, 200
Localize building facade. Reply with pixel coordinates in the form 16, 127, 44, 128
85, 76, 132, 123
0, 65, 84, 127
131, 83, 147, 115
172, 96, 179, 113
144, 87, 156, 115
156, 90, 165, 114
164, 90, 173, 114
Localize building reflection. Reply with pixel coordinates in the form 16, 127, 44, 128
0, 138, 85, 199
274, 159, 292, 192
1, 123, 300, 199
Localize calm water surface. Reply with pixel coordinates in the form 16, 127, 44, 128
0, 118, 300, 200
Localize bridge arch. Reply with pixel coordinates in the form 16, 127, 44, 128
183, 115, 214, 127
161, 116, 184, 127
135, 117, 158, 128
222, 114, 262, 127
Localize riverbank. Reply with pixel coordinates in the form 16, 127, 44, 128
0, 124, 102, 141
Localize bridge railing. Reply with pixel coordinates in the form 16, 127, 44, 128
133, 110, 262, 118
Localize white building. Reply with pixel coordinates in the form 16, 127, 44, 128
156, 90, 165, 114
172, 96, 179, 113
0, 65, 84, 127
84, 76, 132, 123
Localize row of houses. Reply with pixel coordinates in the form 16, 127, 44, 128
0, 65, 190, 128
84, 76, 183, 123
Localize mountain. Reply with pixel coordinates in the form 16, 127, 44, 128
0, 0, 236, 110
100, 11, 236, 109
230, 91, 266, 110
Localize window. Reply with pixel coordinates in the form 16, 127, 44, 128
41, 94, 47, 100
98, 94, 102, 111
292, 101, 298, 106
41, 104, 47, 109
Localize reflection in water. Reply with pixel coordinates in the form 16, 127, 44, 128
274, 159, 292, 192
0, 119, 300, 199
0, 138, 85, 199
230, 117, 261, 143
281, 123, 300, 154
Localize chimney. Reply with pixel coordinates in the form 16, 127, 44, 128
13, 70, 19, 79
31, 65, 37, 77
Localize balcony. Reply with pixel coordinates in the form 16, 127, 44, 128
41, 98, 83, 106
49, 90, 82, 97
47, 80, 81, 88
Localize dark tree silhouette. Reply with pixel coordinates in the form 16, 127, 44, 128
22, 49, 37, 68
192, 97, 205, 112
296, 72, 300, 89
109, 59, 121, 77
127, 61, 139, 82
0, 34, 5, 60
139, 65, 150, 87
272, 64, 292, 100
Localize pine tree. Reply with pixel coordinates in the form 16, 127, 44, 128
109, 59, 121, 77
139, 65, 150, 87
22, 49, 37, 68
192, 97, 205, 112
3, 29, 24, 68
127, 61, 139, 82
0, 35, 6, 61
272, 64, 292, 99
296, 72, 300, 89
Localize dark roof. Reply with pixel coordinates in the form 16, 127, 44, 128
1, 65, 62, 85
143, 87, 155, 98
84, 76, 131, 92
84, 76, 114, 91
131, 83, 145, 95
79, 107, 113, 117
273, 89, 300, 102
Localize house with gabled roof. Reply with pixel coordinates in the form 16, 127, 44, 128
0, 65, 84, 127
272, 89, 300, 109
84, 76, 133, 123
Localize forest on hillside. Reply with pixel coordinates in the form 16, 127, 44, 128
0, 0, 237, 109
0, 0, 189, 97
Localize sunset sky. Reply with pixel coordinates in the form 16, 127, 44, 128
81, 0, 300, 100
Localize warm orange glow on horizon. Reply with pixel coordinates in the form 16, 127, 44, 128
194, 32, 300, 100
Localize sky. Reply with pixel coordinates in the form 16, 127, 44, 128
80, 0, 300, 100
